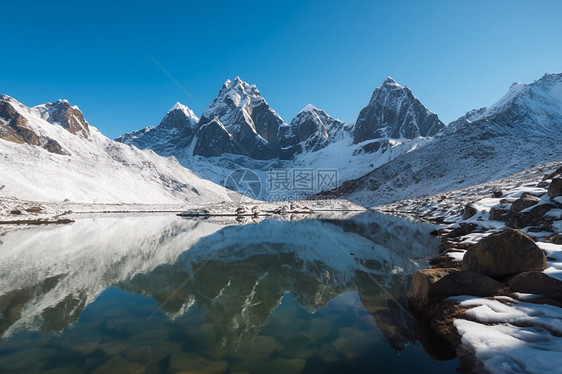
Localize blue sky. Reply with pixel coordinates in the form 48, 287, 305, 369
2, 0, 561, 138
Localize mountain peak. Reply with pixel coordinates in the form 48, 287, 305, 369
168, 102, 197, 120
196, 78, 284, 159
34, 99, 90, 138
299, 104, 317, 113
354, 78, 444, 142
382, 76, 399, 87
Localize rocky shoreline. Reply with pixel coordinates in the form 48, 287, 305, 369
406, 165, 562, 373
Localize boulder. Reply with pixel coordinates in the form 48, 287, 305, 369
409, 268, 504, 311
492, 189, 503, 198
489, 205, 509, 221
446, 223, 477, 239
509, 272, 562, 301
462, 203, 477, 220
509, 193, 540, 213
548, 178, 562, 199
505, 203, 555, 229
409, 268, 458, 311
461, 229, 546, 276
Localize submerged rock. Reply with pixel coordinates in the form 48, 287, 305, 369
461, 229, 546, 276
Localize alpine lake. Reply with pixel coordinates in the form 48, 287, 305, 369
0, 210, 459, 373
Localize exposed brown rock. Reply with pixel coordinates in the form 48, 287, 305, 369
43, 100, 90, 138
0, 100, 68, 155
509, 193, 540, 213
509, 272, 562, 302
409, 268, 458, 311
461, 229, 546, 276
409, 268, 504, 312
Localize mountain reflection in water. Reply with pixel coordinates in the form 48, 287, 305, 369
0, 211, 458, 373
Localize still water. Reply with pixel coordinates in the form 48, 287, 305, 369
0, 211, 459, 373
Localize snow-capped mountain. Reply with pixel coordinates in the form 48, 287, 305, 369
353, 77, 445, 143
0, 95, 229, 204
116, 77, 433, 197
116, 102, 199, 158
324, 73, 562, 206
194, 77, 287, 159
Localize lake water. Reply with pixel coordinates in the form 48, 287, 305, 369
0, 211, 459, 373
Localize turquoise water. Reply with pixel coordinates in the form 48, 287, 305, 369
0, 212, 459, 373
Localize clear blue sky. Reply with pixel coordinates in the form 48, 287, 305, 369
2, 0, 561, 139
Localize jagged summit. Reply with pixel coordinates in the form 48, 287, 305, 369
195, 77, 285, 159
353, 77, 444, 143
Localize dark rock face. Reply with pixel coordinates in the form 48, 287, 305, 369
353, 77, 444, 143
0, 99, 67, 155
194, 77, 284, 159
192, 120, 240, 158
159, 107, 197, 137
510, 193, 541, 212
461, 229, 546, 276
39, 100, 90, 138
548, 178, 562, 199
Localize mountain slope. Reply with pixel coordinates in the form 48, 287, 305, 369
0, 95, 228, 204
353, 77, 445, 143
324, 73, 562, 207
